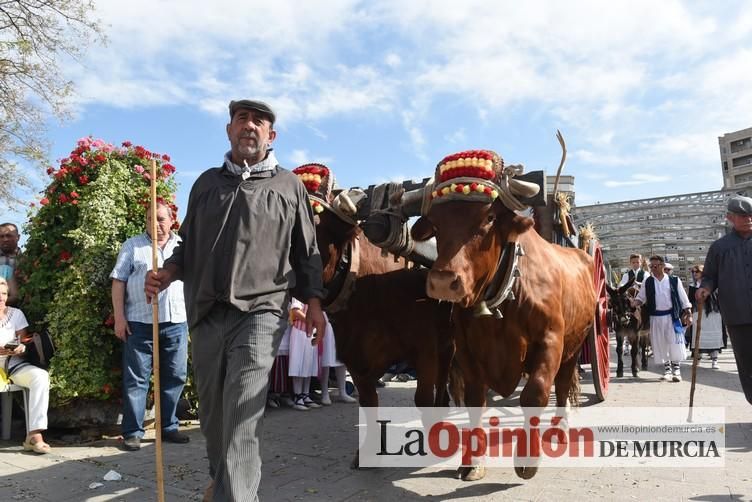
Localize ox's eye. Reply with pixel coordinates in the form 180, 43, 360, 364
486, 213, 496, 224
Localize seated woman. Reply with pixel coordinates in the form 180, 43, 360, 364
0, 277, 51, 453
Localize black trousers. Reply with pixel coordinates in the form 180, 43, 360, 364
726, 324, 752, 405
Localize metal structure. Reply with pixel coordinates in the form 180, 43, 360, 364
572, 189, 742, 282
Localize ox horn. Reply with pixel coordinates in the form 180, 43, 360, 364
332, 188, 367, 215
508, 178, 540, 198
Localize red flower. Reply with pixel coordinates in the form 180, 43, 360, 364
58, 194, 69, 204
161, 154, 171, 161
70, 191, 79, 198
46, 167, 54, 175
71, 200, 79, 205
122, 140, 132, 147
94, 154, 106, 163
104, 314, 115, 327
162, 163, 176, 175
40, 197, 49, 206
102, 383, 112, 395
79, 175, 89, 185
59, 250, 72, 262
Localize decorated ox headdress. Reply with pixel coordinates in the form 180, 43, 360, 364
293, 163, 365, 224
429, 149, 540, 212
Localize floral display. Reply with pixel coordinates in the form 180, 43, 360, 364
432, 150, 503, 201
18, 137, 178, 406
437, 150, 499, 183
293, 164, 329, 193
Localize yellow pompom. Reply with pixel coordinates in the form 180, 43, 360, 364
432, 190, 438, 198
475, 184, 485, 193
490, 190, 499, 200
471, 157, 479, 167
450, 183, 457, 191
442, 186, 451, 195
458, 158, 466, 167
462, 185, 471, 194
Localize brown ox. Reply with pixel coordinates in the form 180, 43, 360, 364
315, 208, 453, 412
412, 194, 596, 480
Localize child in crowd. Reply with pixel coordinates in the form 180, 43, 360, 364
287, 298, 321, 411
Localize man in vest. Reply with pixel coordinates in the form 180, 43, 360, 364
618, 253, 647, 287
633, 255, 692, 382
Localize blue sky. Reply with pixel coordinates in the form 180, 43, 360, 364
12, 1, 752, 233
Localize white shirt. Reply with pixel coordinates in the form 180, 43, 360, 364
635, 274, 691, 312
618, 268, 646, 287
0, 307, 28, 369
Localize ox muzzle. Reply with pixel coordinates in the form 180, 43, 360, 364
426, 269, 469, 304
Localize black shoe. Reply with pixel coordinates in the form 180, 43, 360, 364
162, 430, 190, 444
122, 436, 141, 451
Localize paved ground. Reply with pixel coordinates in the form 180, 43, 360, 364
1, 345, 751, 501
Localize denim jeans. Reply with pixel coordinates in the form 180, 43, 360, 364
122, 321, 188, 439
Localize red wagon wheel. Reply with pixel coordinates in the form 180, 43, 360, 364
586, 242, 610, 402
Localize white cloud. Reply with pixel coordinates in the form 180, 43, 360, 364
604, 174, 671, 187
57, 0, 750, 202
444, 128, 467, 145
384, 53, 402, 68
287, 149, 333, 167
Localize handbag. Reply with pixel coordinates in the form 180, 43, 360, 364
23, 330, 55, 369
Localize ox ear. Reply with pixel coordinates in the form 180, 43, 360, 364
411, 216, 435, 242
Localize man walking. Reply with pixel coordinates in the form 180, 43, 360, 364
145, 99, 325, 501
111, 202, 189, 451
633, 255, 692, 382
696, 195, 752, 405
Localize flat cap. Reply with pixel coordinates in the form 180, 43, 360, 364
228, 99, 276, 124
727, 195, 752, 215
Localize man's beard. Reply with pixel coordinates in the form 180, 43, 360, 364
237, 135, 266, 159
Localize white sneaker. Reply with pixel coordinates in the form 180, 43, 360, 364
711, 360, 719, 370
661, 372, 672, 381
672, 373, 682, 382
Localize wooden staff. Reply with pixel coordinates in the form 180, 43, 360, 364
150, 159, 166, 502
687, 302, 703, 422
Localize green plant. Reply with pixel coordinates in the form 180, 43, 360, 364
19, 138, 178, 405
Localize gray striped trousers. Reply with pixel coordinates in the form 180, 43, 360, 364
192, 304, 287, 502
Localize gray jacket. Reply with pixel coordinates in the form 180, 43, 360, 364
166, 164, 324, 328
701, 230, 752, 326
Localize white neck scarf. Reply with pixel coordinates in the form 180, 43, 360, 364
224, 149, 278, 177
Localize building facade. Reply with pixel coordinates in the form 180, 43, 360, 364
720, 127, 752, 190
573, 190, 735, 283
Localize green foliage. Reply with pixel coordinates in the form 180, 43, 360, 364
18, 138, 178, 405
1, 0, 105, 206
